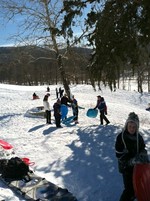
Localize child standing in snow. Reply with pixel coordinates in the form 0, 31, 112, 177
71, 95, 79, 124
94, 96, 110, 125
53, 99, 62, 128
43, 94, 51, 124
115, 112, 149, 201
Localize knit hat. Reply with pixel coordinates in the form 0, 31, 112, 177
125, 112, 139, 131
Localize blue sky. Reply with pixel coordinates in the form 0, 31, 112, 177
0, 17, 86, 47
0, 25, 12, 46
0, 19, 19, 47
0, 0, 94, 47
0, 1, 94, 47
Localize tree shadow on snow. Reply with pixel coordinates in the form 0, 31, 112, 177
37, 124, 123, 201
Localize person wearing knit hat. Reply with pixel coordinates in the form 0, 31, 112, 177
124, 112, 139, 132
115, 112, 149, 201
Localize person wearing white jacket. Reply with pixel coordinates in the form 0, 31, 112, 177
43, 94, 51, 124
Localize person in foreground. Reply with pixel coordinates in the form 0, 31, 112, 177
115, 112, 149, 201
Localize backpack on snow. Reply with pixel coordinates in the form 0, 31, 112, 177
0, 157, 30, 179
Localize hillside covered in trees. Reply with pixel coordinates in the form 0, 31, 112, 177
0, 46, 92, 86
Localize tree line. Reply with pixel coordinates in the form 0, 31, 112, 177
0, 46, 91, 86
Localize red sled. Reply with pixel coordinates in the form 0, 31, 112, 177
22, 157, 35, 166
133, 163, 150, 201
0, 139, 13, 150
0, 139, 35, 166
33, 96, 39, 100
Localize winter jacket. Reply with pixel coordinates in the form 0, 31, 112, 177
95, 97, 107, 114
94, 99, 101, 109
115, 130, 148, 173
71, 99, 78, 112
53, 102, 61, 117
98, 100, 106, 111
61, 96, 71, 106
43, 101, 50, 111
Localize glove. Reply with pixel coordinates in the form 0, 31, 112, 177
128, 156, 141, 166
128, 158, 139, 166
138, 152, 149, 163
129, 153, 149, 166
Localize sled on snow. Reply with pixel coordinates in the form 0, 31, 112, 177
86, 109, 98, 118
62, 116, 76, 124
0, 140, 77, 201
0, 171, 77, 201
133, 163, 150, 201
0, 139, 34, 166
60, 104, 69, 120
25, 106, 45, 118
0, 139, 13, 150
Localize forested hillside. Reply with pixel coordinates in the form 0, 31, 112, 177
0, 46, 91, 85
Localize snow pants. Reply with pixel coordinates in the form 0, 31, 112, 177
119, 171, 135, 201
73, 108, 78, 121
54, 115, 61, 127
46, 110, 51, 124
100, 110, 109, 125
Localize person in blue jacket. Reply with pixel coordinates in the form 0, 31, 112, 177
94, 96, 110, 125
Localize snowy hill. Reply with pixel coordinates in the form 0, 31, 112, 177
0, 83, 150, 201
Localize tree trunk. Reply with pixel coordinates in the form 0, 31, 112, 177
57, 54, 71, 98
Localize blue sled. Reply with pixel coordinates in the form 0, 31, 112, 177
60, 104, 68, 120
62, 116, 75, 124
86, 109, 98, 118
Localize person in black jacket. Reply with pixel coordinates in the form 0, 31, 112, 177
53, 99, 62, 128
61, 94, 71, 106
115, 112, 149, 201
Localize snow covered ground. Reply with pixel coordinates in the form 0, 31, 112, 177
0, 83, 150, 201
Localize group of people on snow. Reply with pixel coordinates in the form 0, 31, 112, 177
43, 92, 78, 128
42, 89, 149, 201
43, 91, 110, 128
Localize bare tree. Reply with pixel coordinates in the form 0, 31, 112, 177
0, 0, 86, 97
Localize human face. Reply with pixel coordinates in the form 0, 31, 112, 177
127, 122, 137, 134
